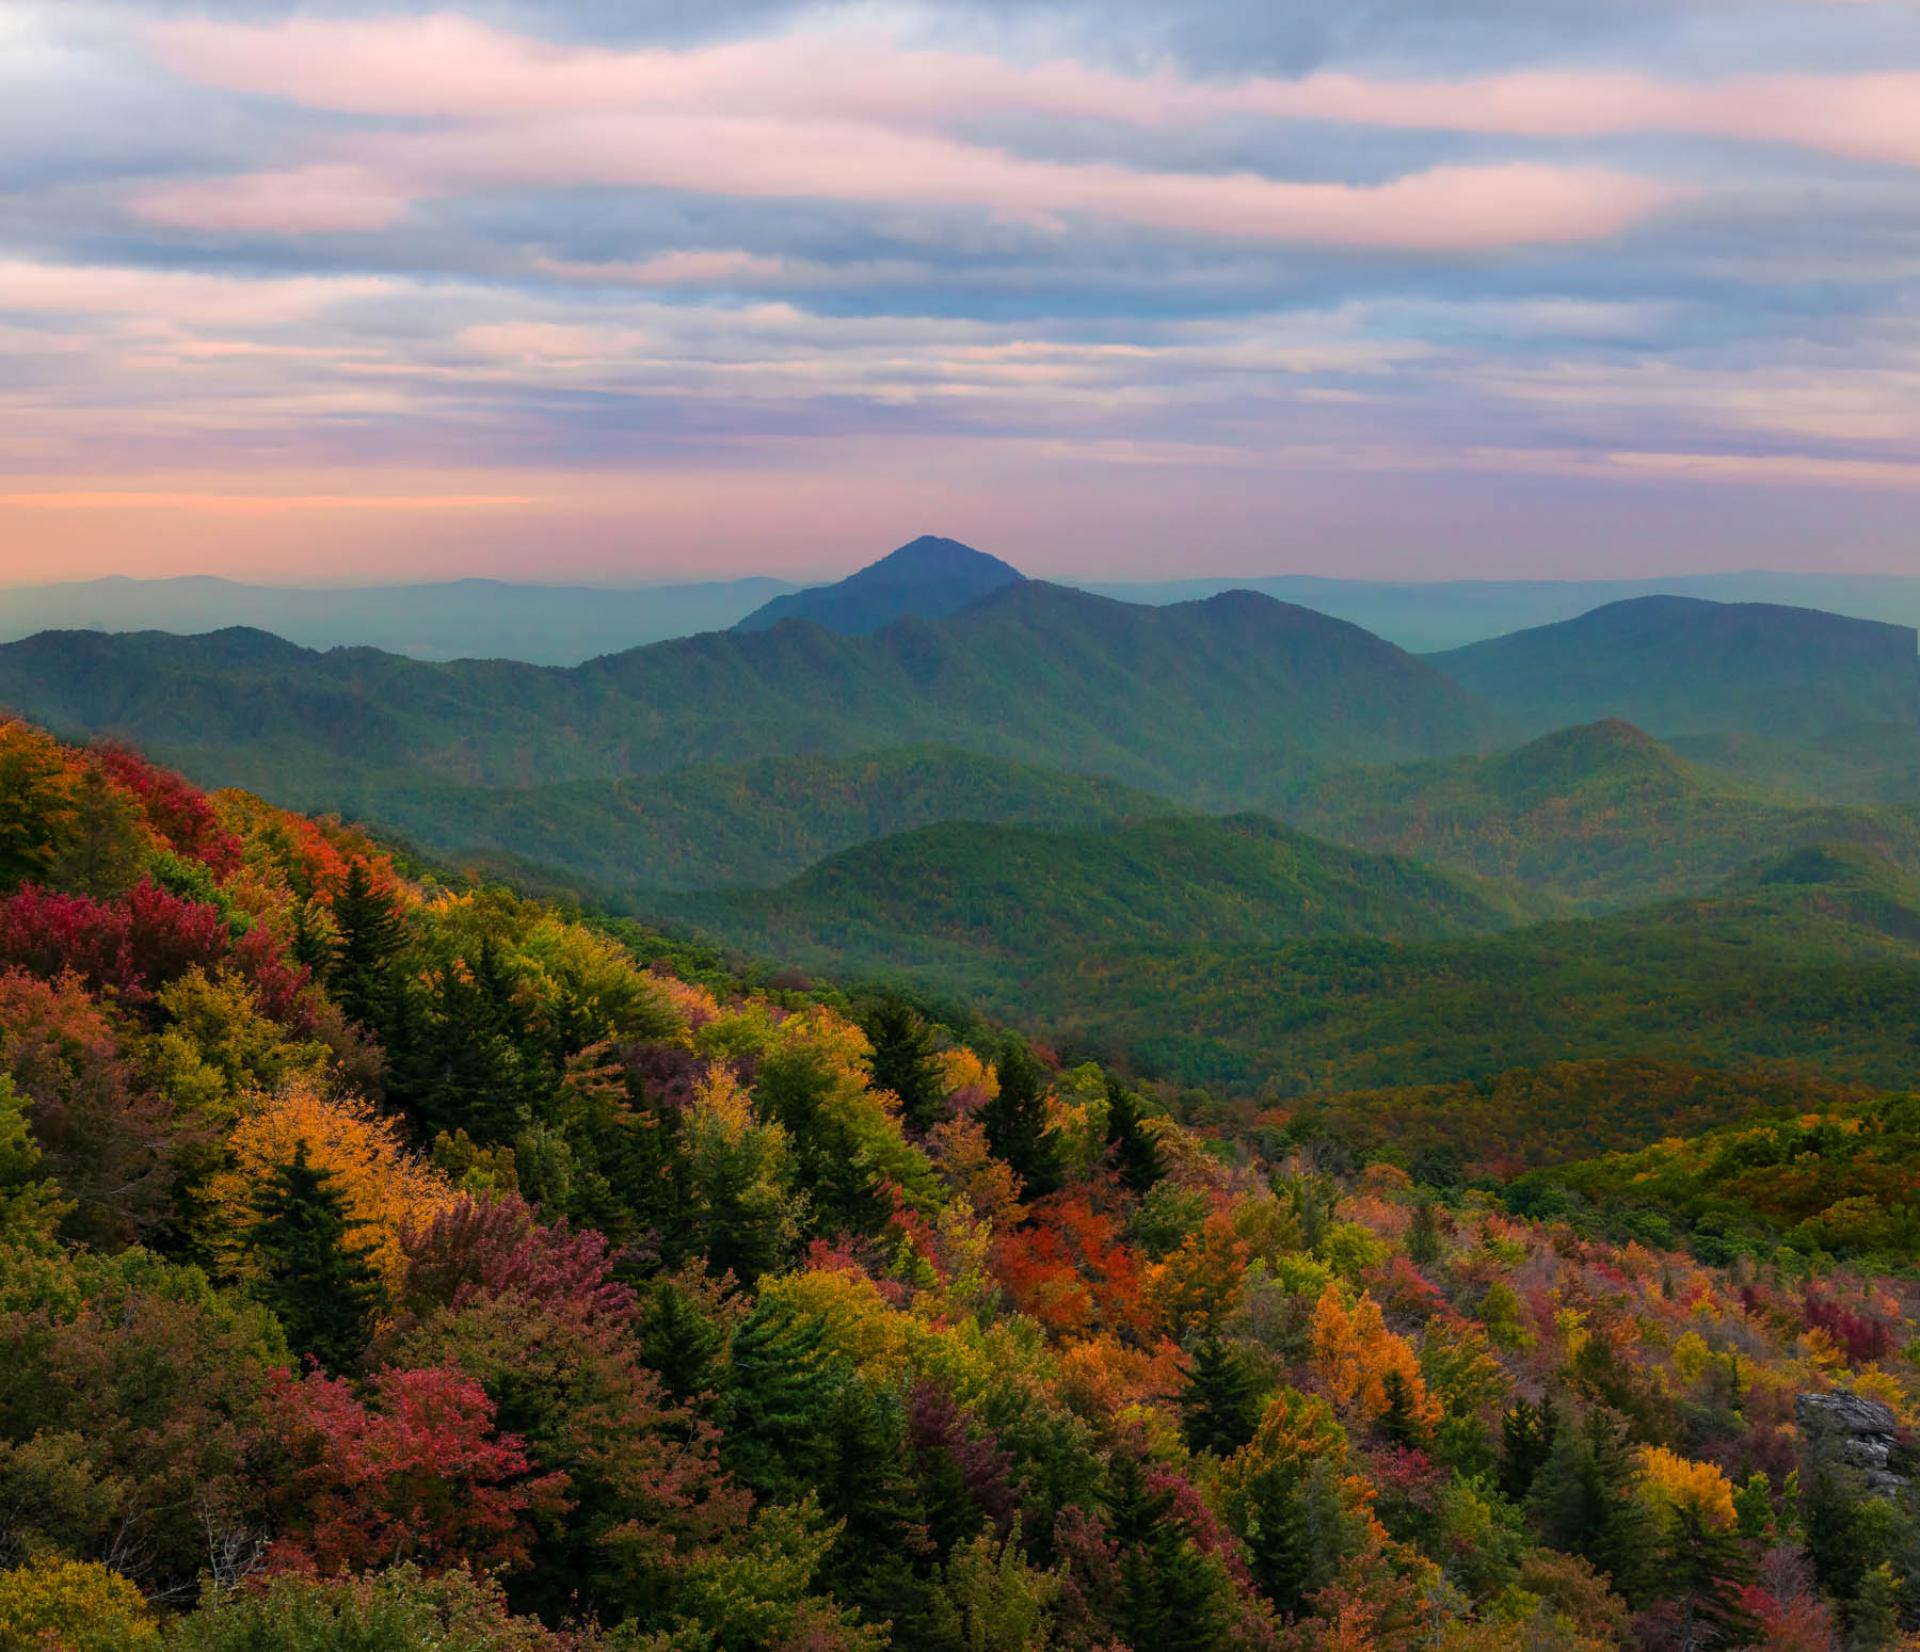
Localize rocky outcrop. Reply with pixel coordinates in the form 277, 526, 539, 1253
1798, 1392, 1907, 1494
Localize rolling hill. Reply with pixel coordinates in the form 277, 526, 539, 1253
1288, 1058, 1878, 1180
1427, 595, 1920, 739
697, 838, 1920, 1095
1281, 719, 1920, 906
1672, 723, 1920, 806
0, 579, 1504, 809
656, 813, 1550, 974
338, 746, 1183, 893
733, 535, 1024, 634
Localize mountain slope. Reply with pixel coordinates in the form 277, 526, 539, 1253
658, 813, 1549, 974
0, 583, 1503, 809
1283, 719, 1920, 906
342, 746, 1182, 893
1673, 723, 1920, 806
1428, 595, 1920, 740
734, 535, 1024, 634
1014, 843, 1920, 1090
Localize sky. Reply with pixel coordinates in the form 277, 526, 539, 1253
4, 0, 1920, 584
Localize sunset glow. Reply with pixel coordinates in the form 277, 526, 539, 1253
6, 0, 1920, 581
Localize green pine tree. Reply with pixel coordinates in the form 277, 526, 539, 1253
1178, 1335, 1268, 1458
639, 1281, 726, 1409
1405, 1194, 1443, 1266
288, 896, 333, 975
411, 939, 548, 1143
1527, 1406, 1656, 1606
328, 861, 406, 1034
1378, 1368, 1428, 1451
818, 1378, 938, 1640
980, 1037, 1062, 1201
722, 1296, 849, 1502
1105, 1079, 1164, 1195
1105, 1450, 1231, 1652
246, 1141, 385, 1371
863, 998, 945, 1135
1661, 1505, 1760, 1651
1498, 1395, 1557, 1503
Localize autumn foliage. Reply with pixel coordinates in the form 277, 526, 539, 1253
0, 721, 1916, 1652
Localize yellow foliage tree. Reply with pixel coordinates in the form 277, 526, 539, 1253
0, 1557, 156, 1650
210, 1077, 454, 1295
1634, 1445, 1737, 1534
927, 1117, 1024, 1232
1311, 1285, 1442, 1432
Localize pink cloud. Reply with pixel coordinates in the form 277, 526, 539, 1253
146, 14, 1920, 171
132, 163, 418, 234
0, 259, 392, 324
0, 490, 535, 514
136, 16, 1680, 251
143, 112, 1674, 252
534, 250, 792, 287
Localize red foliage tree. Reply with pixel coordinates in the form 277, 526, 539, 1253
1802, 1290, 1896, 1365
991, 1190, 1151, 1338
399, 1194, 636, 1326
267, 1363, 570, 1577
0, 879, 229, 1004
228, 922, 318, 1034
92, 745, 242, 879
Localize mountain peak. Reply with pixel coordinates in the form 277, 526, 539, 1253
874, 534, 1015, 575
733, 535, 1024, 635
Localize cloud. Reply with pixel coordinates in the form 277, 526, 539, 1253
0, 489, 536, 513
146, 12, 1920, 170
133, 163, 417, 233
134, 16, 1686, 251
6, 2, 1920, 580
0, 259, 393, 324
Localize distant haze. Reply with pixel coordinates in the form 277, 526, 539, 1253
10, 552, 1920, 662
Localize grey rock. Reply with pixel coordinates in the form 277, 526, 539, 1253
1798, 1392, 1907, 1495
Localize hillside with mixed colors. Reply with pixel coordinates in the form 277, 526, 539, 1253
0, 721, 1916, 1651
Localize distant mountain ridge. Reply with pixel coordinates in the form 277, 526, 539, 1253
16, 565, 1920, 662
988, 842, 1920, 1091
0, 579, 1502, 808
733, 535, 1025, 634
1428, 595, 1920, 739
0, 574, 797, 665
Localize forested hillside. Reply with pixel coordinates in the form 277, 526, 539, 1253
962, 846, 1920, 1091
1672, 726, 1920, 808
337, 747, 1183, 895
661, 814, 1551, 979
1283, 721, 1920, 907
0, 582, 1501, 807
1429, 598, 1920, 741
4, 720, 1918, 1651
